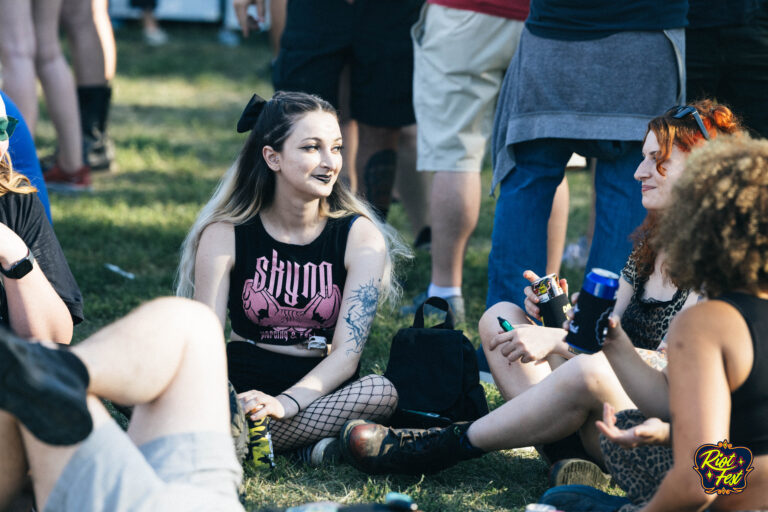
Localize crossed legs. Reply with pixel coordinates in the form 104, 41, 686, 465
467, 342, 635, 465
0, 297, 232, 510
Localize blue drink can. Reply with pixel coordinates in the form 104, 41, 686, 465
565, 269, 620, 354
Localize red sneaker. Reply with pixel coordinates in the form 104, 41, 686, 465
44, 163, 92, 192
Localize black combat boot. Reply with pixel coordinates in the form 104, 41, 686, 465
340, 419, 483, 475
78, 85, 115, 171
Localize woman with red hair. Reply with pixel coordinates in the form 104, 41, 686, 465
340, 101, 744, 486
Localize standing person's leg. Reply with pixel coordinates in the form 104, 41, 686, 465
719, 7, 768, 138
350, 0, 421, 221
61, 0, 117, 171
586, 144, 644, 278
487, 139, 572, 309
393, 124, 431, 241
31, 0, 84, 174
0, 1, 38, 132
355, 124, 400, 219
547, 177, 569, 275
405, 5, 524, 319
268, 0, 287, 59
61, 0, 115, 86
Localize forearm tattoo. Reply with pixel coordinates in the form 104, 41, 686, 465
343, 279, 380, 356
637, 348, 668, 370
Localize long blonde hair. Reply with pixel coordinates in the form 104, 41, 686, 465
176, 91, 409, 303
0, 151, 36, 196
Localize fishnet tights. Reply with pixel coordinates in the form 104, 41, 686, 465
271, 374, 397, 452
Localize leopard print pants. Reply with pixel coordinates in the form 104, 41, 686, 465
599, 409, 673, 512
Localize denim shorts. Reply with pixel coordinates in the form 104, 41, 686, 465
44, 421, 244, 512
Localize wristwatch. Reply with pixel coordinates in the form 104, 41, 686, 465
0, 249, 35, 279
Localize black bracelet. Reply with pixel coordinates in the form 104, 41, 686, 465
279, 393, 301, 413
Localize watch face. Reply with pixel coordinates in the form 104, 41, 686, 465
1, 252, 34, 279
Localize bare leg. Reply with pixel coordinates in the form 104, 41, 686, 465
70, 297, 230, 446
546, 177, 569, 276
32, 0, 83, 172
356, 124, 399, 219
394, 125, 430, 237
0, 412, 28, 510
479, 302, 551, 400
0, 1, 38, 132
466, 351, 636, 464
20, 396, 111, 511
341, 119, 358, 192
338, 65, 358, 192
61, 0, 116, 85
142, 8, 161, 32
269, 0, 287, 59
10, 297, 230, 509
430, 171, 481, 288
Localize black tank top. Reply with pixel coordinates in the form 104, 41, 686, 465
719, 292, 768, 455
228, 215, 355, 346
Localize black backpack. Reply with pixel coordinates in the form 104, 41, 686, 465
384, 297, 489, 428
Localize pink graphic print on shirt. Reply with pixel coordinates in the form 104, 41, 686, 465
242, 249, 341, 343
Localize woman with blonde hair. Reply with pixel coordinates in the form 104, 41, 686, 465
177, 91, 407, 463
0, 88, 83, 511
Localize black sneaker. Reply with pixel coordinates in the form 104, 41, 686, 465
340, 419, 477, 475
295, 437, 342, 466
0, 326, 91, 445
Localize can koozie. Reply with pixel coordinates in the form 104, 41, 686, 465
538, 293, 571, 328
246, 416, 276, 469
565, 269, 619, 354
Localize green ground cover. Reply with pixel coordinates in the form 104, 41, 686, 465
37, 23, 611, 511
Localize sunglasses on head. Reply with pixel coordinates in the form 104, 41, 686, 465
0, 116, 19, 142
668, 105, 710, 140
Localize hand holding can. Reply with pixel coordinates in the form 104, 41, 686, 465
565, 269, 619, 354
530, 273, 572, 328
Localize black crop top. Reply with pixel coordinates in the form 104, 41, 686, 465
228, 215, 355, 346
719, 292, 768, 456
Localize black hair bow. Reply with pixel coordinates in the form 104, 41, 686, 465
236, 94, 267, 133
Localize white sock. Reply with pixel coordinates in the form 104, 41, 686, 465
428, 283, 462, 299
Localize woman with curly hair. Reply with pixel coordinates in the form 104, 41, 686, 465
177, 91, 407, 463
540, 135, 768, 511
339, 101, 743, 480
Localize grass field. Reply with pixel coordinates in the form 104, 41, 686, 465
36, 22, 607, 511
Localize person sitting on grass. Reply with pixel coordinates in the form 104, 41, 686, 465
177, 91, 407, 465
339, 101, 741, 478
541, 134, 768, 511
1, 88, 85, 511
0, 298, 244, 512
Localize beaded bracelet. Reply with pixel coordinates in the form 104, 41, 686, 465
279, 393, 301, 413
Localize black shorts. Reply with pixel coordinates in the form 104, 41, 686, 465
273, 0, 423, 128
226, 341, 359, 396
686, 7, 768, 138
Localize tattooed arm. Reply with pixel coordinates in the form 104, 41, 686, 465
277, 216, 387, 414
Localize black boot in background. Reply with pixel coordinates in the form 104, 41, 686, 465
78, 85, 115, 171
